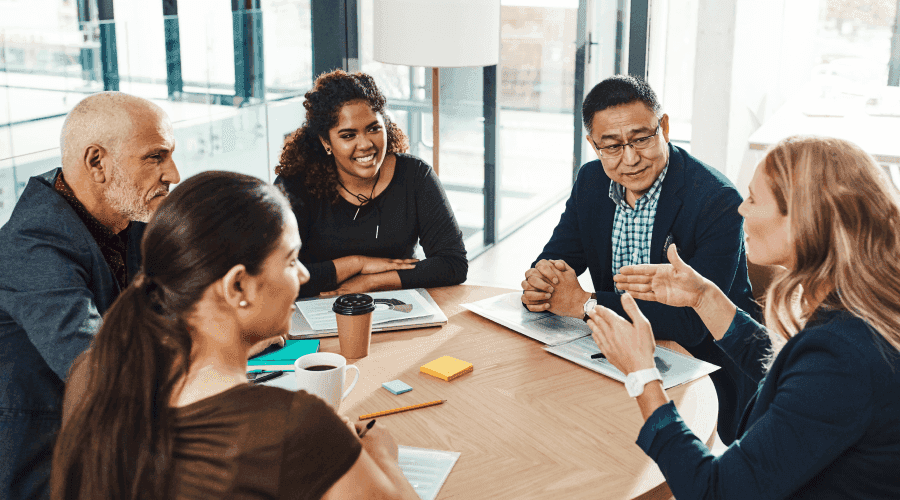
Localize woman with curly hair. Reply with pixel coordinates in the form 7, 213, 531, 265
600, 136, 900, 499
275, 70, 467, 298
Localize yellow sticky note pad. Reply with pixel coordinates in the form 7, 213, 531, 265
420, 356, 473, 382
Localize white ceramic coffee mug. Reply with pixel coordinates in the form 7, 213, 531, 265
293, 352, 359, 410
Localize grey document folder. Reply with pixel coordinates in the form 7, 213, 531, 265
289, 288, 448, 339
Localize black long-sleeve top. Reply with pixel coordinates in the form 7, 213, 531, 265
274, 153, 468, 298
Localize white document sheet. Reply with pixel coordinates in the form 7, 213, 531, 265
461, 292, 592, 346
297, 290, 435, 331
398, 445, 460, 500
544, 336, 720, 389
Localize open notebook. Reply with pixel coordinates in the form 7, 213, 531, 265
289, 288, 448, 339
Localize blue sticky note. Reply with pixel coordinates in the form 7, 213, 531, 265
382, 380, 413, 395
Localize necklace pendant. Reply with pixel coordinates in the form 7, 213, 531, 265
353, 207, 360, 220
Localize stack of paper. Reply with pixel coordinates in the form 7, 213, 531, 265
292, 289, 447, 338
544, 336, 719, 388
398, 446, 460, 500
463, 292, 720, 389
461, 292, 591, 346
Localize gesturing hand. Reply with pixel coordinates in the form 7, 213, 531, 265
586, 293, 656, 375
613, 244, 707, 308
359, 256, 418, 275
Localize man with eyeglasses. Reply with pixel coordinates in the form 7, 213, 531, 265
520, 75, 757, 446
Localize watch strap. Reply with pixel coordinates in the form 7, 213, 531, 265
625, 367, 663, 398
582, 293, 598, 322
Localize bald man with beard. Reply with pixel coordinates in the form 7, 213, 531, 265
0, 92, 180, 500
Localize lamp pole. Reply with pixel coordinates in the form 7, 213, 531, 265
432, 68, 440, 175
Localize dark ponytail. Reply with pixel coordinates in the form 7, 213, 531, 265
51, 171, 292, 500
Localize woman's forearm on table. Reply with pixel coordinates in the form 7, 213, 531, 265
396, 255, 467, 289
694, 280, 738, 341
332, 255, 363, 284
366, 270, 403, 291
637, 382, 671, 421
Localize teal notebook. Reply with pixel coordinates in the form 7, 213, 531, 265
247, 339, 320, 370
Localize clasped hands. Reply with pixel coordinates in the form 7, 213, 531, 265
524, 245, 707, 375
520, 259, 591, 318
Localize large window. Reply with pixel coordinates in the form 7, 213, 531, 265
2, 0, 629, 255
1, 0, 314, 225
357, 0, 611, 257
647, 0, 900, 193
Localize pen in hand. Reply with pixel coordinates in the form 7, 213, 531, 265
358, 419, 376, 438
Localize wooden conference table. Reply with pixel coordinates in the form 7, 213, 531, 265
308, 285, 718, 500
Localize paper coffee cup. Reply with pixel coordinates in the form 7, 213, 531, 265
333, 293, 376, 358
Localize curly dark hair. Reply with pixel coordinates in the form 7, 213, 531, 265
275, 70, 410, 201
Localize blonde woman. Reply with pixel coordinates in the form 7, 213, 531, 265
593, 136, 900, 499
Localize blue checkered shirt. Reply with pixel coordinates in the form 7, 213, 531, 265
610, 164, 668, 294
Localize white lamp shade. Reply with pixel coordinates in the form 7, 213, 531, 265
373, 0, 501, 68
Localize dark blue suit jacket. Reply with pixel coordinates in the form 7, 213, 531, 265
0, 169, 144, 500
639, 309, 900, 499
534, 144, 758, 444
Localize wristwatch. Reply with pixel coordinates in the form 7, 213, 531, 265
582, 293, 597, 322
625, 368, 663, 398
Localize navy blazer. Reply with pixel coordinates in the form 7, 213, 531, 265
535, 143, 756, 341
0, 169, 144, 500
534, 144, 758, 444
639, 309, 900, 499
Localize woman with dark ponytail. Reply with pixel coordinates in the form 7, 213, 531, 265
51, 171, 420, 500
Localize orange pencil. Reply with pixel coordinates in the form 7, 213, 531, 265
358, 399, 446, 420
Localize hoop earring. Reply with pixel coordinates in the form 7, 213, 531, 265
325, 147, 332, 155
239, 300, 248, 307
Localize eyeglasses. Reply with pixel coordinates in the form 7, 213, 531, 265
591, 125, 660, 158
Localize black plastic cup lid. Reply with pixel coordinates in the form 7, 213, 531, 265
332, 293, 376, 315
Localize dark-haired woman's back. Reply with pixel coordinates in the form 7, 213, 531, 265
51, 171, 420, 500
64, 357, 360, 499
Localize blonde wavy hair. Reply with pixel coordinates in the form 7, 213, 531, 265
760, 135, 900, 356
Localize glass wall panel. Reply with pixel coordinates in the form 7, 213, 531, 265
358, 0, 487, 252
178, 0, 236, 90
0, 0, 314, 227
497, 1, 579, 236
112, 0, 168, 97
262, 0, 313, 97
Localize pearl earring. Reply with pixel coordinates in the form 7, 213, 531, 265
325, 147, 331, 155
239, 300, 248, 307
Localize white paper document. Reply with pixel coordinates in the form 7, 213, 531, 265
461, 292, 592, 346
544, 336, 720, 389
297, 290, 435, 331
398, 446, 460, 500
